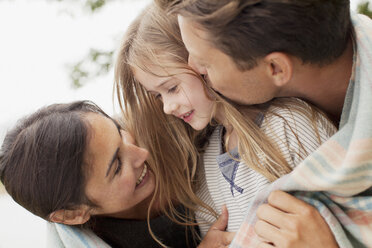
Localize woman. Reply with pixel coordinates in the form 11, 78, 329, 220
0, 100, 207, 247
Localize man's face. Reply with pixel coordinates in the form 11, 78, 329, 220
178, 15, 278, 105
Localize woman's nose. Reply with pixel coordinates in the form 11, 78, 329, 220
121, 131, 149, 168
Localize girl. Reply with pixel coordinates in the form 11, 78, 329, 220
0, 100, 211, 247
115, 3, 337, 238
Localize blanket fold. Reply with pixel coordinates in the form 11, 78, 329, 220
47, 222, 110, 248
230, 13, 372, 248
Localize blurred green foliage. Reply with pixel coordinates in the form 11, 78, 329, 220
68, 0, 372, 88
52, 0, 115, 12
69, 49, 114, 88
86, 0, 107, 12
358, 1, 372, 18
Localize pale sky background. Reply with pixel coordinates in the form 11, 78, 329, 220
0, 0, 151, 247
0, 0, 369, 247
0, 0, 151, 144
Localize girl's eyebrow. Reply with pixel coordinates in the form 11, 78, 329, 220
156, 78, 172, 88
105, 148, 120, 177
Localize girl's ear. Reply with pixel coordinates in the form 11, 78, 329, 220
264, 52, 293, 87
49, 206, 91, 225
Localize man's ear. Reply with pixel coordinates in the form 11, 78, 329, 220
264, 52, 293, 87
49, 206, 91, 225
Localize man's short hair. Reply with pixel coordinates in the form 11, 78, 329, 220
174, 0, 352, 70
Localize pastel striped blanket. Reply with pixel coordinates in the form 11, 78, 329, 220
47, 222, 110, 248
230, 13, 372, 248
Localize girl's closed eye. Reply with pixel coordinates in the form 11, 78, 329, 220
167, 85, 178, 94
155, 93, 162, 100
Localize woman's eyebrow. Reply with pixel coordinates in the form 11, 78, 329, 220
116, 124, 122, 137
105, 148, 120, 177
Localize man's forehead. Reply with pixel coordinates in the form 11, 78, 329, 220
178, 15, 211, 44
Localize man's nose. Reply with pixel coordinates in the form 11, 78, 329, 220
188, 56, 207, 75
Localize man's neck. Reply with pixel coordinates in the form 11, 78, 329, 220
283, 40, 354, 124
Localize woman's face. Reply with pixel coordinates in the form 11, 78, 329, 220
83, 113, 155, 219
133, 66, 215, 131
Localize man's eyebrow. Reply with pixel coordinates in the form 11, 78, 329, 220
105, 147, 119, 177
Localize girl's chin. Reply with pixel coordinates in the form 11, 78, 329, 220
189, 123, 208, 131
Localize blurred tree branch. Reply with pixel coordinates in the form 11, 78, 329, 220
69, 49, 114, 88
67, 0, 372, 88
51, 0, 116, 12
358, 1, 372, 18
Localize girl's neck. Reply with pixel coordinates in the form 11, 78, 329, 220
223, 129, 239, 151
214, 108, 239, 151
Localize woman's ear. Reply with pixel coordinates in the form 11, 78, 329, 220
49, 206, 91, 225
264, 52, 293, 87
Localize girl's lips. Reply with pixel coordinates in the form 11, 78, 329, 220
181, 110, 194, 123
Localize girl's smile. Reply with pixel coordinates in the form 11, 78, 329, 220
179, 110, 194, 123
133, 65, 214, 131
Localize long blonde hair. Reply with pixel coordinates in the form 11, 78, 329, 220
115, 4, 216, 247
114, 2, 333, 246
212, 95, 329, 181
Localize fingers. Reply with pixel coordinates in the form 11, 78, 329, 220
255, 191, 336, 248
267, 191, 314, 214
223, 231, 236, 246
254, 219, 281, 245
199, 205, 235, 248
257, 242, 275, 248
256, 203, 288, 229
212, 205, 229, 231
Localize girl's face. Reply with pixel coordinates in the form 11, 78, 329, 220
83, 113, 155, 219
133, 66, 214, 131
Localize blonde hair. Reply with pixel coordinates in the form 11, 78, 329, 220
115, 4, 216, 247
212, 95, 329, 181
115, 2, 334, 246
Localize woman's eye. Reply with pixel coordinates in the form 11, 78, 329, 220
168, 85, 178, 93
155, 93, 162, 100
114, 158, 122, 175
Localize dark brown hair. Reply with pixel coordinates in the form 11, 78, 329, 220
170, 0, 351, 69
0, 101, 114, 220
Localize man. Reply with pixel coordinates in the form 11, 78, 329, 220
169, 0, 372, 247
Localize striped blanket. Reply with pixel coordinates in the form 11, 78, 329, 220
230, 12, 372, 248
47, 222, 110, 248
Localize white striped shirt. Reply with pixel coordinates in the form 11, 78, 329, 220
196, 103, 337, 236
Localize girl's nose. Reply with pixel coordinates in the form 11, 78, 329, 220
162, 98, 178, 115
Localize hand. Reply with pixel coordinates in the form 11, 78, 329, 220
198, 205, 236, 248
254, 191, 338, 248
